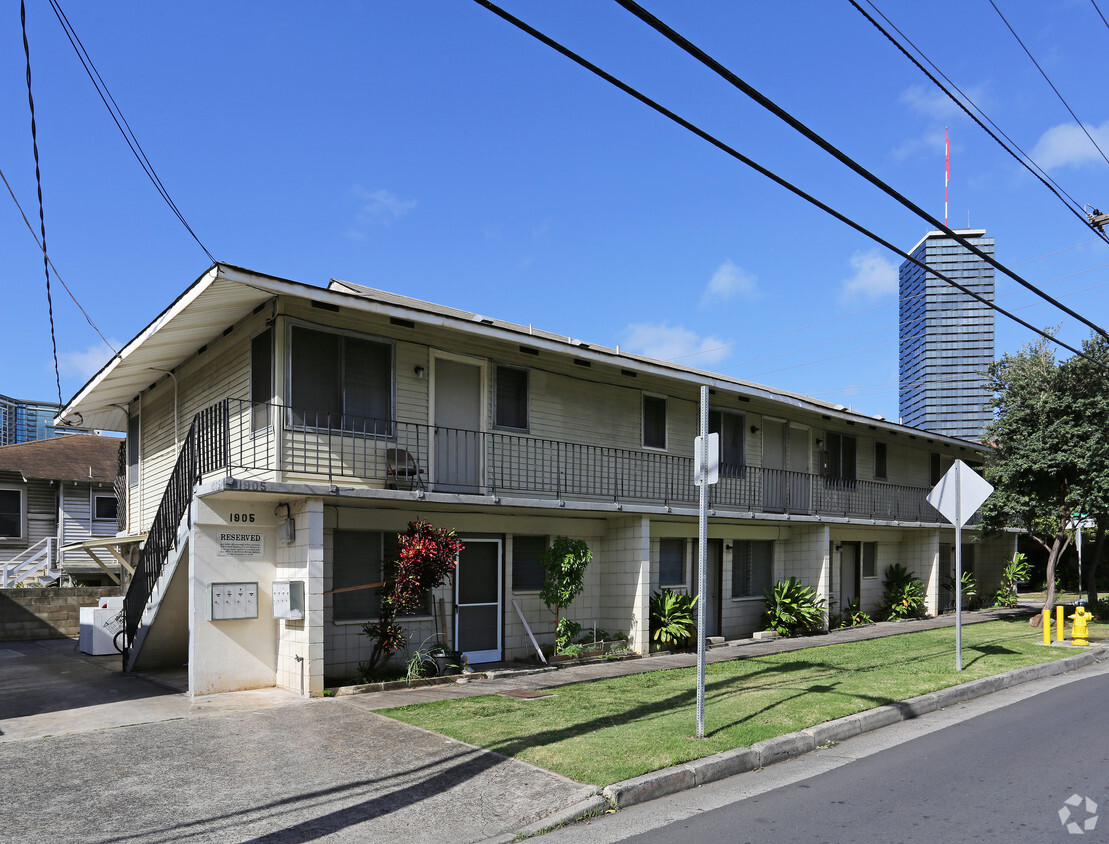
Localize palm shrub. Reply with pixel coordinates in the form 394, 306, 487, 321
942, 570, 980, 611
762, 577, 827, 637
649, 589, 698, 649
880, 563, 927, 620
841, 597, 873, 627
992, 552, 1032, 608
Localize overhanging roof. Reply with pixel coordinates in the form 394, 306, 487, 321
57, 266, 280, 431
59, 263, 987, 451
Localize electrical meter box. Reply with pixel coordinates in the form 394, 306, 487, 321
210, 582, 259, 620
272, 580, 305, 620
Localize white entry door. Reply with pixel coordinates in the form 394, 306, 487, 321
433, 358, 482, 493
455, 539, 502, 664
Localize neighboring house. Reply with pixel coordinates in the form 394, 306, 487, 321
0, 434, 124, 587
56, 264, 1013, 696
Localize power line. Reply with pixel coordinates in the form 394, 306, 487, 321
470, 0, 1107, 372
988, 0, 1109, 168
0, 164, 118, 353
46, 0, 216, 263
1093, 0, 1109, 34
611, 0, 1109, 342
851, 0, 1106, 241
21, 0, 62, 405
473, 0, 1109, 377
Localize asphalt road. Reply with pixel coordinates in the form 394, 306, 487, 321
545, 659, 1109, 843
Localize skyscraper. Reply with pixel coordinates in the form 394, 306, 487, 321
0, 394, 87, 446
898, 229, 995, 442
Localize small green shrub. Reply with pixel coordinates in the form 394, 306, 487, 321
993, 552, 1032, 608
880, 563, 927, 620
762, 577, 827, 637
943, 570, 980, 611
840, 597, 873, 627
649, 589, 698, 649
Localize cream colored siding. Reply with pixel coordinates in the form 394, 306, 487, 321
132, 311, 263, 530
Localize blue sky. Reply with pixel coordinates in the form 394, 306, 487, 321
3, 1, 1108, 426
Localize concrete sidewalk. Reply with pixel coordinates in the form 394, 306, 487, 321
1, 605, 1099, 843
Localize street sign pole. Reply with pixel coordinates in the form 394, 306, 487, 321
954, 464, 962, 672
926, 459, 993, 673
696, 385, 708, 739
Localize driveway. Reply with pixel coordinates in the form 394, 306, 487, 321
0, 640, 592, 843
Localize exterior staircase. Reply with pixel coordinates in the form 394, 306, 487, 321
121, 402, 226, 670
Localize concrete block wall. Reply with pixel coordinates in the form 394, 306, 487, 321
601, 516, 650, 654
900, 529, 940, 614
0, 587, 117, 640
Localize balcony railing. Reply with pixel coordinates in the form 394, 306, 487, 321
207, 399, 943, 523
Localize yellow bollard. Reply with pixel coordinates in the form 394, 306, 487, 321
1043, 608, 1052, 645
1057, 606, 1065, 642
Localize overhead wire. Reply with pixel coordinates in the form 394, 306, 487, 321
46, 0, 216, 263
851, 0, 1104, 239
988, 0, 1109, 169
1093, 0, 1109, 33
468, 0, 1107, 372
1, 164, 118, 353
611, 0, 1109, 341
20, 0, 62, 405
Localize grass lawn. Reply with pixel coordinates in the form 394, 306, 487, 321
380, 619, 1098, 785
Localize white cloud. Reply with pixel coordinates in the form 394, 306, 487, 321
59, 339, 121, 380
701, 260, 759, 307
899, 83, 991, 122
621, 322, 731, 365
839, 250, 898, 304
1031, 121, 1109, 170
346, 186, 417, 239
890, 128, 946, 163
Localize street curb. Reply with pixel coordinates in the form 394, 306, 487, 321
598, 648, 1106, 810
493, 794, 611, 841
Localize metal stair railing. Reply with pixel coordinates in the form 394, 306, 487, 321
122, 401, 228, 650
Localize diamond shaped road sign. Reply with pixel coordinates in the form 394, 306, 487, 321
927, 459, 994, 528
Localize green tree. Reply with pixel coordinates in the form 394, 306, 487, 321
538, 536, 592, 651
1058, 334, 1109, 605
978, 335, 1109, 623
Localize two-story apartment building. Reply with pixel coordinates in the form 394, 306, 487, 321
56, 264, 1012, 695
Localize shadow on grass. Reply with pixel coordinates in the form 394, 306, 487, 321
386, 618, 1058, 781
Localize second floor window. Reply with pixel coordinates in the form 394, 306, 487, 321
709, 410, 745, 477
251, 327, 273, 433
824, 432, 857, 485
874, 442, 887, 480
494, 365, 529, 431
289, 325, 393, 434
643, 395, 667, 450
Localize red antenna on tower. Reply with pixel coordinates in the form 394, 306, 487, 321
945, 127, 950, 228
